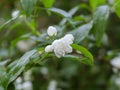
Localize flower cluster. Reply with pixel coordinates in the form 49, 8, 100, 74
45, 26, 74, 58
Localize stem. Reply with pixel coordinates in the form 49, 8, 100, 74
33, 1, 39, 36
36, 52, 48, 64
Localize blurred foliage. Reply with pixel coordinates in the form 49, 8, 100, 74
0, 0, 120, 90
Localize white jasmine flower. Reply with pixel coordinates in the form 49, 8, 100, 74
22, 81, 33, 90
47, 80, 57, 90
52, 39, 72, 58
52, 34, 74, 58
45, 45, 53, 53
110, 56, 120, 69
45, 33, 74, 58
12, 10, 19, 18
47, 26, 57, 36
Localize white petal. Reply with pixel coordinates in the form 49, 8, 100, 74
54, 49, 65, 58
52, 40, 65, 58
61, 34, 74, 44
64, 34, 74, 41
65, 45, 72, 53
61, 37, 73, 44
45, 45, 53, 52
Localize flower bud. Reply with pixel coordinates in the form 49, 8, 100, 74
47, 26, 57, 36
12, 10, 19, 18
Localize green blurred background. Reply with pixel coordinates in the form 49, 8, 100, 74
0, 0, 120, 90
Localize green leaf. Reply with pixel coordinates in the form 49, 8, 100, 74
0, 18, 16, 32
0, 60, 9, 66
49, 8, 71, 18
92, 5, 109, 46
63, 55, 92, 66
71, 44, 94, 66
114, 0, 120, 17
89, 0, 106, 11
42, 0, 55, 8
49, 8, 75, 27
25, 19, 36, 32
89, 0, 97, 11
0, 64, 9, 90
73, 15, 86, 21
0, 70, 9, 89
7, 49, 37, 83
59, 6, 79, 26
70, 21, 93, 44
0, 49, 38, 89
20, 0, 37, 15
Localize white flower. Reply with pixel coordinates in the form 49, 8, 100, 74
52, 39, 72, 58
47, 80, 57, 90
110, 56, 120, 69
52, 34, 74, 58
45, 34, 74, 58
47, 26, 57, 36
45, 45, 53, 52
12, 10, 19, 18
